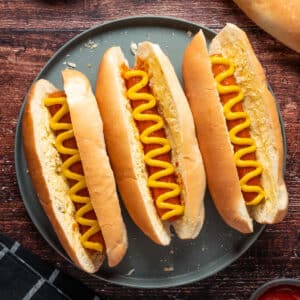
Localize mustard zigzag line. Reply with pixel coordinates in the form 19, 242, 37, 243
210, 56, 265, 206
44, 96, 103, 251
124, 70, 184, 220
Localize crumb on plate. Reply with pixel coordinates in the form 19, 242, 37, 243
84, 39, 98, 50
126, 268, 135, 276
130, 42, 138, 55
67, 62, 76, 68
164, 266, 174, 272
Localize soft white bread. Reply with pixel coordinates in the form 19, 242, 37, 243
96, 47, 171, 246
22, 71, 128, 272
233, 0, 300, 53
183, 25, 288, 233
22, 79, 104, 273
62, 69, 127, 267
183, 31, 253, 233
96, 42, 206, 245
209, 24, 288, 224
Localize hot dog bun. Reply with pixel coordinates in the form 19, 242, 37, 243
182, 24, 288, 233
96, 42, 206, 245
233, 0, 300, 53
22, 70, 127, 272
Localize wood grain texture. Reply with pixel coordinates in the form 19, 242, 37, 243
0, 0, 299, 299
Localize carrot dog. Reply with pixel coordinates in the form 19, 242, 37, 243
22, 69, 128, 272
183, 24, 288, 233
96, 42, 206, 245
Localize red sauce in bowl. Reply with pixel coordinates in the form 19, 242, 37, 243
258, 285, 300, 300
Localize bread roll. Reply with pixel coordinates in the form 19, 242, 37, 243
234, 0, 300, 53
96, 42, 206, 245
22, 70, 128, 272
183, 24, 288, 233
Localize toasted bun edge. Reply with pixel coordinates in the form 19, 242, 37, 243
22, 79, 104, 272
62, 69, 128, 267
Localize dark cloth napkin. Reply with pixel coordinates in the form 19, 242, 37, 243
0, 232, 102, 300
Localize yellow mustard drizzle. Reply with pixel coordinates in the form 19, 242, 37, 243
124, 70, 184, 220
210, 56, 265, 206
44, 96, 103, 252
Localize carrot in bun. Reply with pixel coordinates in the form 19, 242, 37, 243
22, 69, 128, 273
96, 42, 206, 245
182, 24, 288, 233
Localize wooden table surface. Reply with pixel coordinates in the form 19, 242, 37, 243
1, 0, 299, 298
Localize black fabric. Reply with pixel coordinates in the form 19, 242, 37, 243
15, 246, 55, 278
31, 283, 67, 300
0, 233, 14, 248
0, 253, 41, 299
0, 232, 102, 300
54, 272, 97, 300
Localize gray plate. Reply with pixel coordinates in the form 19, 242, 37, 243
15, 16, 284, 289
